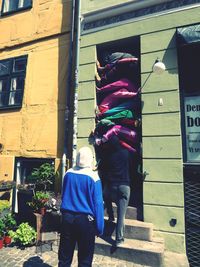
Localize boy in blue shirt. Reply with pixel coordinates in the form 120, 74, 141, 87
58, 147, 104, 267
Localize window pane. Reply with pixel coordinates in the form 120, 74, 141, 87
18, 0, 24, 8
0, 79, 8, 107
24, 0, 32, 7
9, 89, 23, 106
0, 55, 27, 109
3, 0, 32, 13
0, 60, 10, 76
13, 57, 27, 73
0, 79, 8, 92
8, 77, 24, 106
18, 0, 32, 8
3, 0, 18, 12
0, 91, 8, 107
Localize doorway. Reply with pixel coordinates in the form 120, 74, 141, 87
94, 36, 143, 220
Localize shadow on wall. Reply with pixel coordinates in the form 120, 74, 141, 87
163, 33, 178, 75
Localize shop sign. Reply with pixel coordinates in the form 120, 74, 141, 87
185, 96, 200, 162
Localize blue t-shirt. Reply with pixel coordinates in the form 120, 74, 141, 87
61, 167, 104, 236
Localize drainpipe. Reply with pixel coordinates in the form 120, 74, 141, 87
62, 0, 76, 180
14, 161, 21, 213
62, 0, 82, 180
72, 0, 82, 167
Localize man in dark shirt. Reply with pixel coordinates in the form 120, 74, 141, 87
98, 136, 131, 247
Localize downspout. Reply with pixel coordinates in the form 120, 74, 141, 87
62, 0, 76, 180
72, 0, 82, 166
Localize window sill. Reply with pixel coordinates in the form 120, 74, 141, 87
0, 105, 22, 110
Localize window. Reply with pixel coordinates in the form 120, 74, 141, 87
0, 55, 27, 109
13, 157, 55, 213
1, 0, 32, 15
178, 43, 200, 163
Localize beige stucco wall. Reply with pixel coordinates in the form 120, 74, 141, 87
0, 156, 14, 182
0, 0, 72, 182
0, 0, 71, 49
82, 0, 173, 14
82, 0, 134, 13
0, 36, 69, 158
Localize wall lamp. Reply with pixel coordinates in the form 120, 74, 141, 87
140, 58, 166, 92
152, 58, 166, 74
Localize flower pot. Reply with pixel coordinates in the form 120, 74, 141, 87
4, 235, 11, 246
0, 238, 4, 249
17, 189, 34, 213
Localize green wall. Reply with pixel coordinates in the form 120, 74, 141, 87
78, 4, 200, 253
82, 0, 136, 14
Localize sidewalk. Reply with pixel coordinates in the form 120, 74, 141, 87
0, 243, 149, 267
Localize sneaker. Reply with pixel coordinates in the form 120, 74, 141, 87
115, 238, 125, 247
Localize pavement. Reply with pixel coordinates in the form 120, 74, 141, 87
0, 242, 150, 267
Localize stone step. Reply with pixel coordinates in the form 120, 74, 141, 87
95, 236, 164, 267
104, 217, 154, 241
152, 236, 165, 244
104, 204, 137, 220
163, 251, 190, 267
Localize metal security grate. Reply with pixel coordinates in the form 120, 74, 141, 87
184, 167, 200, 267
186, 227, 200, 267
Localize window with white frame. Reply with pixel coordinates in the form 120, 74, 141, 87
1, 0, 32, 15
0, 55, 27, 109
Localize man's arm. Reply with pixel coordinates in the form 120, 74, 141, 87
93, 179, 104, 236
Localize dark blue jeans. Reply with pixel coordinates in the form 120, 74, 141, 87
58, 212, 96, 267
104, 184, 130, 241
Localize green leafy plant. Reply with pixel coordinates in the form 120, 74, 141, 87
0, 200, 11, 219
0, 180, 15, 190
2, 214, 16, 234
0, 218, 5, 238
27, 191, 50, 211
8, 222, 37, 246
26, 163, 56, 190
0, 200, 10, 212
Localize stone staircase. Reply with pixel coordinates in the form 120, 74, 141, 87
94, 206, 165, 267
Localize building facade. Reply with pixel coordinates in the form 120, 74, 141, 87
76, 0, 200, 265
0, 0, 72, 194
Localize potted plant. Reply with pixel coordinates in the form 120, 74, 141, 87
8, 222, 37, 247
17, 163, 56, 215
28, 191, 50, 215
26, 163, 56, 191
0, 200, 11, 218
2, 213, 17, 246
0, 219, 5, 249
0, 180, 16, 191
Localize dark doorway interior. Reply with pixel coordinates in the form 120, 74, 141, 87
95, 36, 143, 220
